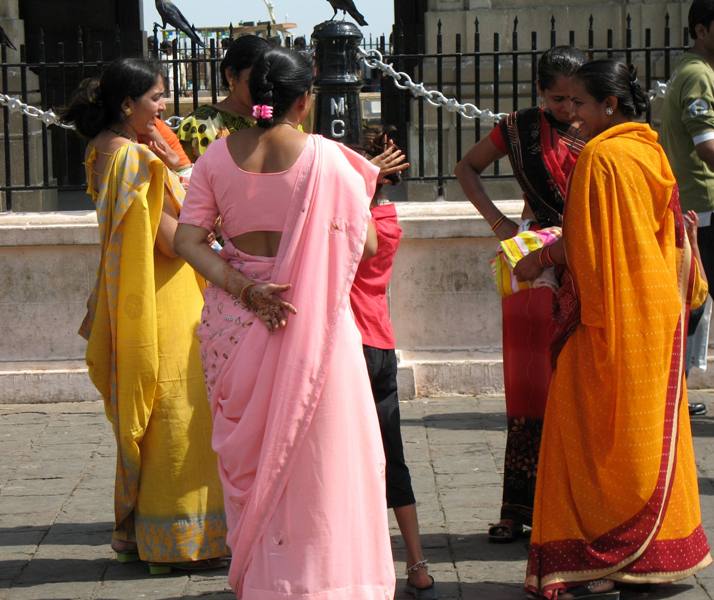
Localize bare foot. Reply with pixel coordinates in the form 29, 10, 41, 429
111, 540, 137, 553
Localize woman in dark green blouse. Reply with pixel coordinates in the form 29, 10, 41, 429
178, 35, 270, 161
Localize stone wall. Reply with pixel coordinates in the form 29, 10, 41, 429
1, 204, 711, 402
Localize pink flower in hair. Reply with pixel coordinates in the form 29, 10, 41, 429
252, 105, 274, 120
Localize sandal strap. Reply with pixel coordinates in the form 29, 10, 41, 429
406, 558, 429, 575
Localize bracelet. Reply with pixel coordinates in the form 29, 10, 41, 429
539, 245, 555, 268
239, 282, 257, 307
222, 262, 233, 294
491, 215, 507, 232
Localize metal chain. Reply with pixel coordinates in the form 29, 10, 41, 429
1, 59, 673, 131
359, 47, 669, 122
0, 92, 76, 129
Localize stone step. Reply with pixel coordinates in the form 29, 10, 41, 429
6, 351, 711, 404
0, 360, 100, 404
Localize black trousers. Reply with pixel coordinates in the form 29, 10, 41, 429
363, 345, 416, 508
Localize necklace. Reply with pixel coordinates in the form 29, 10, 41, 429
273, 121, 299, 129
108, 126, 137, 142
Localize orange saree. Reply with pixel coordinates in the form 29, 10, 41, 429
526, 122, 711, 597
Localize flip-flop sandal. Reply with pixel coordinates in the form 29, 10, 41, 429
149, 557, 229, 575
488, 520, 524, 543
565, 581, 619, 599
114, 550, 140, 563
404, 575, 438, 599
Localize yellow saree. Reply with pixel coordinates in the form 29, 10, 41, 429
81, 142, 226, 563
526, 123, 711, 597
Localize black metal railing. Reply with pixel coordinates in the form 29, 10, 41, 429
381, 13, 689, 197
0, 13, 692, 208
0, 26, 389, 210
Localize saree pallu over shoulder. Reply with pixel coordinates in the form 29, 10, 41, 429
526, 123, 711, 598
204, 135, 395, 598
498, 107, 585, 227
81, 143, 226, 561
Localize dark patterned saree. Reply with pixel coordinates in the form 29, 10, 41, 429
497, 108, 584, 526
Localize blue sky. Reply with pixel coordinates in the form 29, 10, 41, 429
143, 0, 393, 41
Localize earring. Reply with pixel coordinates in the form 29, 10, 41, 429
605, 106, 614, 116
124, 107, 133, 117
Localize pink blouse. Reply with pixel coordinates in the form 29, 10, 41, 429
179, 136, 313, 238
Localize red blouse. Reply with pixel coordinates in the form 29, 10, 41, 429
350, 203, 403, 350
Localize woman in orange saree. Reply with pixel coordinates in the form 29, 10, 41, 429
515, 60, 711, 599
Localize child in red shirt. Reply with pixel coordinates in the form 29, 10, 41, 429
350, 132, 436, 599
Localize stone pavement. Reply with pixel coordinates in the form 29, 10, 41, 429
3, 393, 714, 600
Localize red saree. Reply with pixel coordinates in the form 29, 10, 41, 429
496, 108, 584, 525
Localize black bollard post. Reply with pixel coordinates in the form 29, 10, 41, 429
311, 20, 364, 146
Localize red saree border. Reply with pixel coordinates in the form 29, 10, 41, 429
526, 184, 707, 598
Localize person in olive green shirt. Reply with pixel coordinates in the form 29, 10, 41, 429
661, 0, 714, 416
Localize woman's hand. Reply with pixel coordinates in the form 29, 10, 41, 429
514, 251, 544, 282
148, 133, 182, 171
244, 283, 298, 332
685, 210, 700, 249
370, 137, 410, 183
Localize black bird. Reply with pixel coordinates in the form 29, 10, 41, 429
327, 0, 368, 26
0, 24, 17, 51
155, 0, 204, 47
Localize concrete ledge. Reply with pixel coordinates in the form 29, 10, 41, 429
395, 200, 523, 238
0, 361, 100, 404
0, 211, 98, 246
4, 352, 714, 403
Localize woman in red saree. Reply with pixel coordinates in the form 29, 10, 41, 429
455, 46, 586, 542
515, 60, 711, 599
174, 48, 395, 599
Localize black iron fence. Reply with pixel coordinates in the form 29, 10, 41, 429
0, 27, 388, 210
0, 14, 692, 209
381, 13, 690, 197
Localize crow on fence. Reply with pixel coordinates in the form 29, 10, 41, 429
327, 0, 368, 27
155, 0, 204, 47
0, 25, 17, 51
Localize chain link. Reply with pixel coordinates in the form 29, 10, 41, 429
1, 58, 674, 131
359, 46, 670, 122
0, 92, 76, 129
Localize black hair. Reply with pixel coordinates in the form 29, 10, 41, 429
574, 59, 649, 118
689, 0, 714, 40
537, 46, 586, 90
249, 47, 313, 128
220, 35, 271, 88
61, 58, 161, 139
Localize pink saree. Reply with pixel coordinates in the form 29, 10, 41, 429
195, 135, 395, 599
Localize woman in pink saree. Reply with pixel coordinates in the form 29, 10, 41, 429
174, 47, 396, 599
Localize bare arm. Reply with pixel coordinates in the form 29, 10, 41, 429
174, 223, 297, 331
695, 138, 714, 170
513, 238, 565, 282
455, 137, 518, 240
155, 195, 179, 258
363, 220, 378, 260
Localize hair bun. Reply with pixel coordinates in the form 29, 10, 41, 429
628, 64, 639, 85
87, 79, 103, 106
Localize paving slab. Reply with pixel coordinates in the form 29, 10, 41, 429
1, 394, 714, 599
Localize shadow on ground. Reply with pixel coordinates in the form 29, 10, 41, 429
0, 522, 114, 546
402, 412, 507, 431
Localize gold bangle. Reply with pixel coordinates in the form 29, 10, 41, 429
239, 282, 257, 307
491, 215, 507, 232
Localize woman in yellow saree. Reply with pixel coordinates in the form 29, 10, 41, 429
63, 58, 227, 573
514, 60, 711, 598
